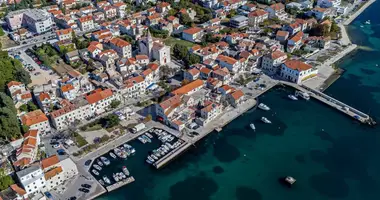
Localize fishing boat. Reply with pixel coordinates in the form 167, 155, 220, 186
250, 123, 256, 130
261, 117, 272, 124
93, 164, 102, 171
100, 156, 110, 166
103, 176, 111, 184
113, 173, 119, 182
258, 103, 270, 111
145, 132, 153, 138
288, 94, 298, 100
92, 169, 99, 176
109, 152, 117, 159
99, 180, 105, 186
97, 160, 103, 167
295, 91, 310, 100
122, 166, 130, 176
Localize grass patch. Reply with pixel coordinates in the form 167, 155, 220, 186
164, 36, 195, 49
81, 124, 102, 131
72, 132, 88, 147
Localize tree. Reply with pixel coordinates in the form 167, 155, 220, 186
180, 14, 192, 26
19, 104, 28, 112
184, 54, 200, 66
110, 100, 121, 109
27, 102, 38, 111
0, 52, 31, 91
201, 33, 220, 46
167, 9, 177, 17
0, 107, 22, 141
21, 125, 29, 133
173, 44, 188, 60
181, 79, 190, 86
227, 9, 237, 18
0, 27, 4, 36
102, 114, 120, 128
0, 92, 16, 114
0, 169, 14, 191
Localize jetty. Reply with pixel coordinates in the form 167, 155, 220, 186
154, 141, 189, 169
280, 81, 375, 125
106, 176, 135, 192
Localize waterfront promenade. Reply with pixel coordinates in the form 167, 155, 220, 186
344, 0, 376, 25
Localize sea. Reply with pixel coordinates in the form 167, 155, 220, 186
97, 2, 380, 200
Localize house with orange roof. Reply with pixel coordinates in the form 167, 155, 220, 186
200, 67, 213, 79
283, 22, 302, 36
91, 29, 113, 42
98, 49, 119, 68
177, 8, 196, 20
9, 184, 28, 199
227, 90, 244, 107
171, 79, 204, 96
307, 7, 330, 20
113, 2, 127, 18
100, 5, 117, 19
261, 50, 287, 74
20, 110, 51, 134
265, 3, 287, 20
77, 15, 94, 32
166, 16, 179, 25
86, 88, 119, 114
248, 9, 268, 27
198, 102, 222, 125
276, 30, 289, 43
216, 55, 241, 73
16, 165, 46, 196
212, 68, 231, 84
280, 60, 318, 84
218, 84, 236, 96
182, 27, 204, 42
60, 84, 78, 101
13, 130, 40, 169
110, 38, 132, 58
155, 95, 183, 123
55, 28, 73, 41
184, 68, 200, 81
287, 31, 304, 53
7, 81, 32, 106
156, 1, 171, 13
50, 100, 91, 130
146, 13, 162, 26
141, 68, 154, 83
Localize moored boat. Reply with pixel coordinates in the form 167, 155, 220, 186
100, 156, 110, 166
120, 172, 126, 179
145, 132, 153, 138
97, 160, 103, 167
113, 173, 119, 182
288, 94, 298, 100
103, 176, 111, 184
147, 156, 154, 162
146, 159, 153, 164
261, 117, 272, 124
93, 164, 102, 171
99, 179, 105, 186
258, 103, 270, 111
250, 123, 256, 130
122, 166, 130, 176
295, 91, 310, 100
138, 136, 147, 144
109, 152, 117, 159
92, 169, 99, 176
142, 135, 151, 143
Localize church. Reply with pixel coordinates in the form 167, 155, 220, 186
138, 31, 171, 66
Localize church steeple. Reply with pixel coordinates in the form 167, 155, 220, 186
147, 30, 153, 60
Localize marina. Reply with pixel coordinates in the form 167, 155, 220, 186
105, 177, 135, 192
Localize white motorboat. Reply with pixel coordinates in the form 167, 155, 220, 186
261, 117, 272, 124
142, 135, 151, 143
103, 176, 111, 184
120, 172, 126, 179
99, 180, 105, 186
250, 123, 256, 130
365, 20, 371, 25
109, 152, 117, 159
145, 132, 153, 138
92, 169, 99, 176
146, 159, 153, 164
93, 164, 102, 171
122, 166, 130, 176
113, 173, 119, 182
97, 160, 103, 167
258, 103, 270, 111
151, 154, 158, 160
295, 91, 310, 100
147, 156, 155, 163
288, 94, 298, 101
100, 157, 110, 166
153, 150, 161, 158
138, 136, 147, 144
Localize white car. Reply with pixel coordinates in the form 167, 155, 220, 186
53, 144, 60, 149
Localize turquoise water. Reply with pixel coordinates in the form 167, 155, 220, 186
97, 2, 380, 200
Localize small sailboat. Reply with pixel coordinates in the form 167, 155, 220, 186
109, 152, 117, 159
103, 176, 111, 184
92, 169, 99, 176
122, 166, 130, 176
250, 123, 256, 130
258, 103, 270, 111
93, 164, 102, 171
261, 117, 272, 124
288, 94, 298, 100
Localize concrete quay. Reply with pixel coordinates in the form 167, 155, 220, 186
154, 142, 190, 169
106, 176, 135, 192
343, 0, 376, 25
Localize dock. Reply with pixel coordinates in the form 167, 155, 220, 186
154, 142, 190, 169
280, 81, 375, 125
105, 176, 135, 192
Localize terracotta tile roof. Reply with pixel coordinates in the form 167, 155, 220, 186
23, 137, 37, 148
136, 54, 149, 60
41, 155, 60, 170
187, 68, 200, 76
147, 63, 159, 71
21, 110, 48, 126
147, 13, 161, 21
270, 3, 284, 11
200, 67, 212, 74
142, 68, 153, 76
313, 7, 327, 12
44, 166, 63, 180
158, 1, 170, 7
113, 2, 126, 7
10, 184, 26, 196
110, 38, 130, 48
56, 28, 72, 36
183, 27, 203, 35
172, 79, 204, 96
50, 103, 76, 118
61, 84, 75, 92
270, 50, 287, 60
88, 45, 99, 53
13, 158, 31, 168
248, 9, 268, 17
290, 31, 304, 43
231, 90, 244, 100
220, 85, 236, 93
20, 92, 32, 99
86, 88, 113, 104
7, 81, 22, 88
283, 60, 312, 71
159, 95, 181, 110
172, 120, 183, 126
78, 15, 93, 23
217, 55, 238, 65
213, 68, 229, 76
276, 30, 289, 37
23, 130, 38, 138
202, 103, 218, 113
167, 16, 176, 21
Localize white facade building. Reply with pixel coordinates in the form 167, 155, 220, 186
261, 50, 287, 75
280, 60, 318, 84
16, 166, 46, 195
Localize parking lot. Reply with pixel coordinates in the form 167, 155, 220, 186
18, 50, 60, 87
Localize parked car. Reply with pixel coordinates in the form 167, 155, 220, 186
84, 159, 92, 166
79, 188, 89, 193
81, 184, 91, 189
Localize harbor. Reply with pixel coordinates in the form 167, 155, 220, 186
106, 176, 135, 192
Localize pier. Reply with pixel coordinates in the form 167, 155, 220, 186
154, 141, 190, 169
280, 81, 375, 125
106, 176, 135, 192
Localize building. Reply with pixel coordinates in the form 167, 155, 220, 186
276, 30, 289, 43
227, 90, 244, 107
171, 79, 204, 96
197, 102, 221, 125
230, 15, 248, 28
216, 55, 241, 73
20, 110, 51, 134
184, 68, 200, 81
265, 3, 287, 20
248, 9, 268, 27
307, 7, 328, 20
138, 31, 171, 65
49, 100, 91, 130
77, 15, 95, 32
182, 27, 203, 42
7, 81, 32, 108
109, 38, 132, 58
123, 76, 146, 98
261, 50, 287, 74
280, 60, 318, 84
13, 130, 40, 169
317, 0, 341, 8
16, 165, 46, 195
55, 28, 73, 41
85, 88, 119, 115
287, 31, 304, 53
6, 9, 53, 33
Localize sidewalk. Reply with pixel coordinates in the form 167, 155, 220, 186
343, 0, 376, 25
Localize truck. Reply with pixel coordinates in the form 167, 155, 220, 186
131, 123, 146, 133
